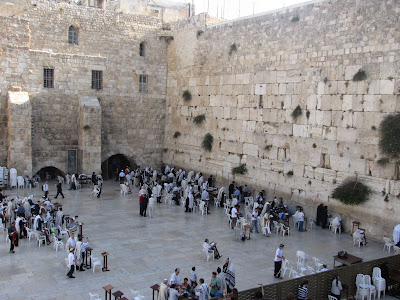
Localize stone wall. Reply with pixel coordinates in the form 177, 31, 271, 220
163, 0, 400, 238
0, 1, 168, 174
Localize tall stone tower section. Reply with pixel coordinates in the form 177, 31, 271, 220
7, 90, 33, 177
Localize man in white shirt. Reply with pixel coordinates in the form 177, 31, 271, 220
298, 208, 305, 232
231, 205, 238, 229
42, 181, 49, 198
274, 244, 285, 279
201, 189, 210, 214
66, 232, 77, 254
250, 209, 259, 233
67, 249, 77, 278
198, 278, 210, 300
168, 284, 180, 300
169, 268, 182, 285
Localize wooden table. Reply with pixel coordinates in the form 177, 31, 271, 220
333, 254, 362, 267
150, 284, 160, 300
103, 284, 114, 300
102, 251, 110, 271
112, 290, 124, 299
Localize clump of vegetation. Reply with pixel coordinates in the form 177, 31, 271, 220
323, 77, 328, 83
312, 143, 317, 148
371, 125, 377, 130
196, 29, 204, 38
265, 144, 272, 150
202, 133, 213, 151
60, 7, 64, 12
182, 90, 192, 102
232, 164, 247, 175
173, 131, 181, 138
286, 171, 294, 176
291, 15, 299, 22
379, 113, 400, 156
377, 157, 389, 165
291, 105, 302, 120
306, 110, 310, 119
384, 194, 389, 202
331, 178, 371, 205
229, 43, 237, 56
352, 69, 367, 81
83, 125, 91, 130
193, 114, 206, 124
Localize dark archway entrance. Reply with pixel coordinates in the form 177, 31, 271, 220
35, 166, 65, 181
101, 154, 131, 180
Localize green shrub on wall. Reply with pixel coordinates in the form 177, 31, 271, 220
379, 113, 400, 156
173, 131, 181, 138
331, 178, 371, 205
232, 164, 247, 175
202, 133, 213, 151
193, 114, 206, 124
182, 90, 192, 102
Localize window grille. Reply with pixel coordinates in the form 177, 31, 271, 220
68, 26, 79, 45
43, 67, 54, 88
139, 75, 147, 93
92, 70, 103, 90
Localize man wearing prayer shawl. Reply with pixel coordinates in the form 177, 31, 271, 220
222, 258, 235, 293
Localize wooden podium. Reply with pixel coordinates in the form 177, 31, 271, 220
102, 251, 110, 271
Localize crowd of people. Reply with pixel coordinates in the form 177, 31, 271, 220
158, 258, 236, 300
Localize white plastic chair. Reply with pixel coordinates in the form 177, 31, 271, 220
364, 275, 377, 300
37, 233, 46, 247
333, 224, 341, 234
202, 245, 214, 261
328, 296, 338, 300
307, 266, 316, 275
394, 245, 400, 254
120, 184, 128, 195
372, 267, 386, 299
353, 235, 364, 247
383, 237, 394, 252
262, 221, 271, 236
308, 218, 315, 229
273, 221, 281, 234
281, 224, 290, 236
53, 235, 64, 252
91, 255, 102, 273
17, 176, 25, 189
131, 290, 146, 300
199, 202, 206, 215
281, 259, 290, 277
26, 227, 36, 241
296, 250, 308, 268
89, 292, 101, 300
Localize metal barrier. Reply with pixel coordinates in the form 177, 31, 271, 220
236, 254, 400, 300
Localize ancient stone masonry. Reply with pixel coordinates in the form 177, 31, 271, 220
163, 0, 400, 238
0, 0, 168, 175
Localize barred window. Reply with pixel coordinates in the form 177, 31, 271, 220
139, 75, 147, 93
43, 67, 54, 88
92, 70, 103, 90
68, 25, 78, 45
139, 42, 146, 57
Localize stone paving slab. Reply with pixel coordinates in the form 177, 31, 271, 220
0, 182, 395, 299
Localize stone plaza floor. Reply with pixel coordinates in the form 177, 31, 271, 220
0, 181, 397, 300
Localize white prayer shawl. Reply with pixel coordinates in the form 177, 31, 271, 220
23, 199, 31, 218
187, 171, 194, 182
178, 171, 185, 182
195, 172, 200, 181
188, 193, 194, 209
15, 216, 22, 233
181, 179, 187, 190
394, 224, 400, 244
165, 165, 170, 174
156, 184, 162, 197
199, 283, 210, 300
75, 241, 83, 261
332, 216, 341, 228
201, 190, 209, 201
33, 215, 41, 231
223, 258, 235, 290
198, 176, 204, 187
55, 211, 64, 228
232, 198, 238, 207
153, 170, 157, 181
158, 283, 169, 300
149, 197, 155, 207
66, 236, 77, 253
152, 186, 158, 197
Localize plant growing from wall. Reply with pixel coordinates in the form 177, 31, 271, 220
291, 105, 302, 121
202, 133, 213, 151
379, 113, 400, 156
352, 69, 367, 81
384, 194, 389, 202
377, 157, 389, 165
291, 15, 299, 22
286, 170, 294, 176
232, 164, 247, 175
306, 110, 310, 119
173, 131, 181, 138
331, 177, 371, 205
182, 90, 192, 102
196, 30, 204, 38
264, 144, 272, 150
83, 125, 91, 130
229, 43, 237, 56
193, 114, 206, 124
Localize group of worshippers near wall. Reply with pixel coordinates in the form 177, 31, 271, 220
117, 165, 219, 217
158, 258, 236, 300
0, 187, 78, 253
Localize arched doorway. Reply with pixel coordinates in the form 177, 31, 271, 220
101, 154, 131, 180
35, 166, 65, 181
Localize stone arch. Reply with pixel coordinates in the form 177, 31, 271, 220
101, 153, 142, 180
34, 166, 65, 181
139, 41, 147, 57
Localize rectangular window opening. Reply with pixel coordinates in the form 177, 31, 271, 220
92, 70, 103, 90
43, 67, 54, 88
139, 75, 148, 93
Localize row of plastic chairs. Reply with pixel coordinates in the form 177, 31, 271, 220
356, 271, 385, 300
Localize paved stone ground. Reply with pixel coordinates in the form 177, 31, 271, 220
0, 181, 396, 300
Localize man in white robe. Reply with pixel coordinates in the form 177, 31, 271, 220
148, 194, 155, 218
158, 279, 169, 300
